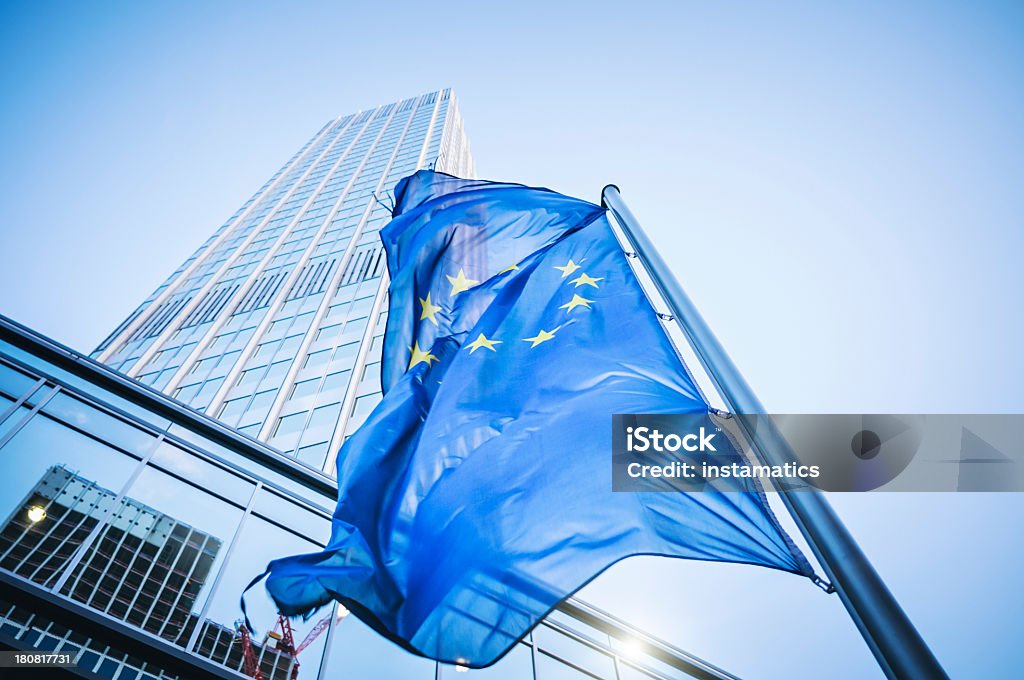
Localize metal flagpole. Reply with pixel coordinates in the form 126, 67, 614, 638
601, 185, 948, 680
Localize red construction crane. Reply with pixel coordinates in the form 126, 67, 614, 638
295, 614, 333, 655
234, 620, 265, 680
268, 615, 297, 655
239, 609, 340, 679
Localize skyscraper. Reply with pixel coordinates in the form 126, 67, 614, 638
94, 89, 474, 473
0, 90, 737, 679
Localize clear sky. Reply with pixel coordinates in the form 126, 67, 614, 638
1, 1, 1022, 677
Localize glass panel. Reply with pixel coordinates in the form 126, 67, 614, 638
0, 361, 38, 400
253, 341, 278, 359
43, 391, 158, 456
534, 652, 601, 680
296, 442, 330, 470
0, 392, 15, 420
0, 402, 29, 441
279, 335, 302, 356
316, 324, 342, 342
190, 377, 225, 410
238, 368, 262, 388
196, 515, 329, 678
533, 625, 617, 678
305, 405, 339, 435
348, 395, 379, 431
618, 662, 660, 679
0, 341, 173, 431
321, 615, 437, 679
0, 413, 141, 589
217, 350, 242, 369
239, 390, 277, 429
543, 611, 610, 647
326, 302, 350, 321
252, 488, 330, 545
150, 441, 255, 507
439, 642, 535, 679
607, 638, 688, 680
291, 379, 320, 401
97, 656, 120, 677
350, 296, 374, 317
163, 424, 333, 514
321, 370, 351, 393
334, 342, 359, 364
263, 361, 290, 383
305, 349, 331, 369
173, 384, 200, 404
217, 396, 248, 425
275, 412, 307, 438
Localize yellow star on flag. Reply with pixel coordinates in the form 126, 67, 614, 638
499, 263, 519, 274
466, 333, 502, 354
554, 259, 582, 278
559, 294, 594, 312
408, 341, 438, 369
523, 328, 557, 348
570, 272, 602, 288
419, 292, 442, 325
446, 268, 479, 296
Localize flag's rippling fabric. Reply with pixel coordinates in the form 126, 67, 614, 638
257, 171, 812, 667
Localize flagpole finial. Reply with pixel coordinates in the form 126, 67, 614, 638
600, 184, 622, 209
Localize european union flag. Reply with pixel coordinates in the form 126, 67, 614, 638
256, 171, 813, 667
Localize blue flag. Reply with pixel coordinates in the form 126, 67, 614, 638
256, 171, 813, 667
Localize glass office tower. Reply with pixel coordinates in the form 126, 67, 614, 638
94, 89, 475, 474
0, 91, 736, 679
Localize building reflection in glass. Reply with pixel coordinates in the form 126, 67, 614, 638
0, 465, 306, 679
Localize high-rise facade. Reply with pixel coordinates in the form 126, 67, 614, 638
94, 89, 475, 474
0, 91, 735, 679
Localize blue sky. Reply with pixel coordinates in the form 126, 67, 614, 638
1, 1, 1022, 677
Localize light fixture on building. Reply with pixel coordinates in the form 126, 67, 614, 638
27, 506, 46, 523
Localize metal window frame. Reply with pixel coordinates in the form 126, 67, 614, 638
0, 375, 46, 422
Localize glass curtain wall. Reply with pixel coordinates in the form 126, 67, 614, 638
1, 322, 731, 680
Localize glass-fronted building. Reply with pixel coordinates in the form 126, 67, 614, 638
0, 91, 737, 679
94, 89, 475, 475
